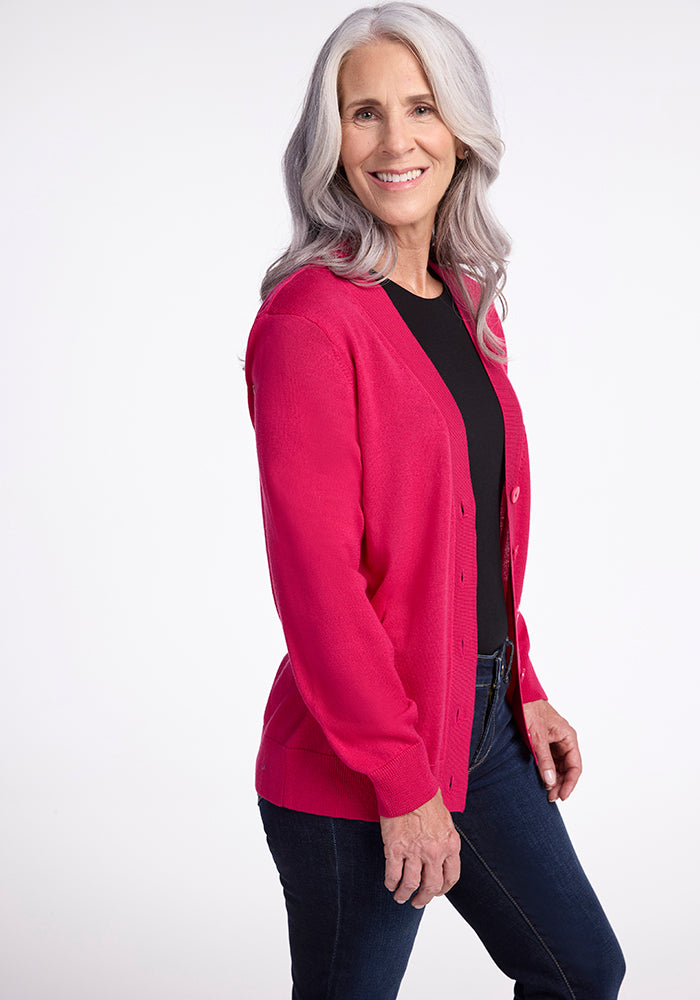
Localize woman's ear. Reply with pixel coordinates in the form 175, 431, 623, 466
456, 144, 468, 161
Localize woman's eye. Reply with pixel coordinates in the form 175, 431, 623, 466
414, 105, 434, 117
354, 109, 375, 121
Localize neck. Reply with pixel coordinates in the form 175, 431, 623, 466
387, 237, 442, 299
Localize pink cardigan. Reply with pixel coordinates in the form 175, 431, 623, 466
245, 264, 547, 821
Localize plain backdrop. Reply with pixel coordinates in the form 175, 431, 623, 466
2, 0, 699, 997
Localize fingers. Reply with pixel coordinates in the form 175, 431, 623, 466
410, 862, 446, 907
392, 858, 423, 905
548, 724, 582, 801
380, 792, 462, 909
409, 840, 462, 908
535, 745, 559, 802
555, 742, 582, 801
524, 700, 583, 802
441, 848, 461, 894
383, 852, 404, 894
387, 850, 462, 909
526, 724, 559, 797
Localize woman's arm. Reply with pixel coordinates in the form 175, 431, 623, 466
247, 310, 439, 817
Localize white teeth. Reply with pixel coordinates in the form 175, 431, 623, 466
375, 169, 423, 183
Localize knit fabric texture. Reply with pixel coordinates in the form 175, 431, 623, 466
245, 264, 547, 821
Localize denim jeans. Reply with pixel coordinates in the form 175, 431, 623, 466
259, 642, 626, 999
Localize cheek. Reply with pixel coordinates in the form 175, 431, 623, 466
340, 130, 371, 172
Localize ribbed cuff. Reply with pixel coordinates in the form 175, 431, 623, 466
519, 663, 548, 704
370, 741, 439, 818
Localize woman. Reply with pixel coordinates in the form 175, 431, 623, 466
245, 4, 625, 997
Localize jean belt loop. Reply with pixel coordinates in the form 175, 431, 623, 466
493, 648, 503, 685
503, 637, 514, 682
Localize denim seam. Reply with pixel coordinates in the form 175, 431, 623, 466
324, 817, 342, 1000
470, 711, 498, 772
453, 822, 576, 1000
469, 690, 499, 774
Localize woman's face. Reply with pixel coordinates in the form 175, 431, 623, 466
338, 40, 463, 246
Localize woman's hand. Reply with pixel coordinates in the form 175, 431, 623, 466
523, 699, 582, 802
379, 789, 461, 908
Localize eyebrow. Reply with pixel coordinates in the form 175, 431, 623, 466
343, 93, 435, 112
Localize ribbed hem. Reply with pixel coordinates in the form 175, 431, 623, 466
256, 737, 439, 822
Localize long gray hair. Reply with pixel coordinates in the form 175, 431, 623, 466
261, 2, 511, 362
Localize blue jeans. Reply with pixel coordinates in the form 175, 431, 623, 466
259, 643, 626, 999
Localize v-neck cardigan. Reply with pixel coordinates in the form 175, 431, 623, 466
245, 264, 547, 821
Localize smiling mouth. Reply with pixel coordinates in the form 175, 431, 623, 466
371, 168, 425, 183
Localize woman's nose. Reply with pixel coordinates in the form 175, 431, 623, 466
379, 114, 415, 157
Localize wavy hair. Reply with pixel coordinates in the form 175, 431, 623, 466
261, 2, 511, 362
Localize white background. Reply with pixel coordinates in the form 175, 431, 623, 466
2, 0, 699, 996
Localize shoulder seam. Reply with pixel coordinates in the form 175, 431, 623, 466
255, 309, 355, 382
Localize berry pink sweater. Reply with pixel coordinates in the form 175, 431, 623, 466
245, 264, 547, 821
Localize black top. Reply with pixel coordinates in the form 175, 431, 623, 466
381, 275, 508, 655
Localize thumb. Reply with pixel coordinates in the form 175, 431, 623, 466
533, 741, 557, 792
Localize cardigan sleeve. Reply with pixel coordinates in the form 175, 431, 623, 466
515, 612, 548, 704
246, 309, 439, 817
486, 302, 548, 706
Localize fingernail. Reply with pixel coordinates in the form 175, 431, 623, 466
544, 769, 555, 786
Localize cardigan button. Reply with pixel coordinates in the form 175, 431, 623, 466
510, 486, 520, 503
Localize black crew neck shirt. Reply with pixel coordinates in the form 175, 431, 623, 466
381, 275, 508, 655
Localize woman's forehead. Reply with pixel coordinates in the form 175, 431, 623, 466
338, 40, 431, 105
